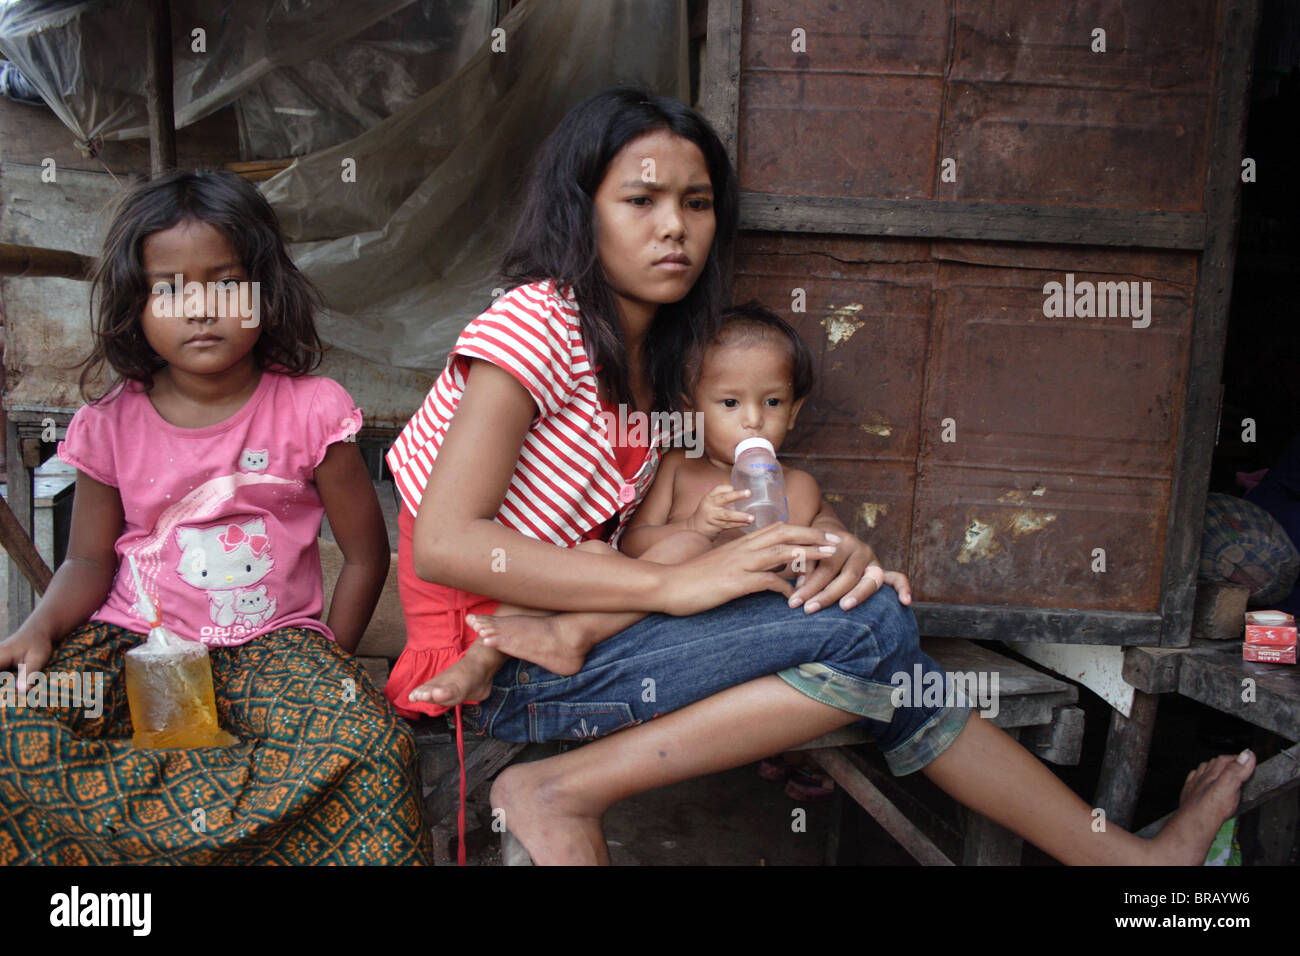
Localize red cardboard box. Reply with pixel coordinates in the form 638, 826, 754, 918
1244, 610, 1297, 664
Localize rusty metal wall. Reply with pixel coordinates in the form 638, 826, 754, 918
727, 0, 1224, 616
734, 235, 1199, 612
737, 0, 1218, 209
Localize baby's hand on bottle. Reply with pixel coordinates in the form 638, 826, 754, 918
686, 485, 755, 538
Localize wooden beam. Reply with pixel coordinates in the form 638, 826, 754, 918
740, 193, 1207, 249
0, 495, 52, 596
700, 0, 742, 168
1094, 690, 1161, 830
145, 0, 177, 176
425, 738, 525, 826
913, 602, 1162, 645
5, 420, 40, 628
809, 746, 955, 866
0, 242, 93, 280
1158, 0, 1261, 647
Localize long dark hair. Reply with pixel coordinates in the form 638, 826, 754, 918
78, 168, 325, 402
500, 86, 739, 412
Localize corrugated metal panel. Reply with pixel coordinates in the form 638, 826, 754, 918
735, 231, 1201, 612
737, 0, 1218, 209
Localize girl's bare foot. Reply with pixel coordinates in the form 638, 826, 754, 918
1146, 750, 1256, 864
490, 761, 609, 865
408, 641, 497, 709
468, 613, 590, 677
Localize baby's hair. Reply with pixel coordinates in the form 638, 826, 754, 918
500, 86, 739, 413
689, 301, 815, 401
77, 168, 324, 402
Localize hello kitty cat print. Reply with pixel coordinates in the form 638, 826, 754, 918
176, 517, 277, 631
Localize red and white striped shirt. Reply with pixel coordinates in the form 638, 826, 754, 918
386, 279, 661, 547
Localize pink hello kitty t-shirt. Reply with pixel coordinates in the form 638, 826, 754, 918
57, 369, 363, 647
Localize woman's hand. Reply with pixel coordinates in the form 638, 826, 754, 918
655, 522, 841, 616
787, 529, 912, 614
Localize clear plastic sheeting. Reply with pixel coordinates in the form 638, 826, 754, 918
263, 0, 689, 371
0, 0, 428, 148
235, 0, 493, 159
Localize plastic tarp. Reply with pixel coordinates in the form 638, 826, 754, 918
263, 0, 689, 370
0, 0, 488, 154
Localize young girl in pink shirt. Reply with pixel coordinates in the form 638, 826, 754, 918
0, 169, 431, 864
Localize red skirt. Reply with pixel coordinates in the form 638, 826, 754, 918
384, 506, 501, 720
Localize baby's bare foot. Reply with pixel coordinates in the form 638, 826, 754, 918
1147, 750, 1256, 864
468, 613, 589, 677
408, 643, 496, 709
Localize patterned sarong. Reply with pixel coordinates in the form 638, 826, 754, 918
0, 622, 433, 864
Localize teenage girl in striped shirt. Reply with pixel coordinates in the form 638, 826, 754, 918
386, 87, 1253, 865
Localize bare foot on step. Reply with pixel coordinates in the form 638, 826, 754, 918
1146, 750, 1256, 864
408, 640, 497, 709
468, 613, 590, 676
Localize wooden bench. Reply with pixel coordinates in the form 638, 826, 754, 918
1100, 638, 1300, 852
420, 636, 1084, 865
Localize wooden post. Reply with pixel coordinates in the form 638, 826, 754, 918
5, 420, 35, 629
0, 496, 53, 595
1094, 690, 1161, 830
145, 0, 177, 176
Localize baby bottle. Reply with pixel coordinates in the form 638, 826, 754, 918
730, 437, 789, 531
123, 557, 237, 749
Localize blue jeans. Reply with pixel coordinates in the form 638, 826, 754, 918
461, 586, 970, 776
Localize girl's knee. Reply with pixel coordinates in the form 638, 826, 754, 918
854, 584, 919, 650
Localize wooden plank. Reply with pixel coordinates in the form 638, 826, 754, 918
144, 0, 177, 175
1175, 645, 1300, 742
914, 602, 1163, 645
0, 243, 93, 280
700, 0, 742, 167
0, 493, 53, 594
1122, 645, 1185, 694
5, 421, 35, 629
1157, 0, 1261, 648
1094, 689, 1161, 830
741, 193, 1207, 249
1192, 580, 1251, 640
1020, 704, 1086, 766
809, 746, 955, 866
1137, 740, 1300, 839
425, 738, 526, 826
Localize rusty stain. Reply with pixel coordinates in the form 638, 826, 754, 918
1010, 510, 1057, 537
957, 518, 1002, 563
997, 484, 1048, 504
860, 420, 893, 438
821, 303, 864, 349
858, 502, 888, 528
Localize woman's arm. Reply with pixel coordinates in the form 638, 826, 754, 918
414, 359, 838, 616
0, 471, 123, 683
316, 440, 390, 654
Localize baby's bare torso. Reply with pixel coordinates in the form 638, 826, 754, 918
666, 452, 821, 545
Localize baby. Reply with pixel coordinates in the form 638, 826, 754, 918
412, 302, 829, 704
